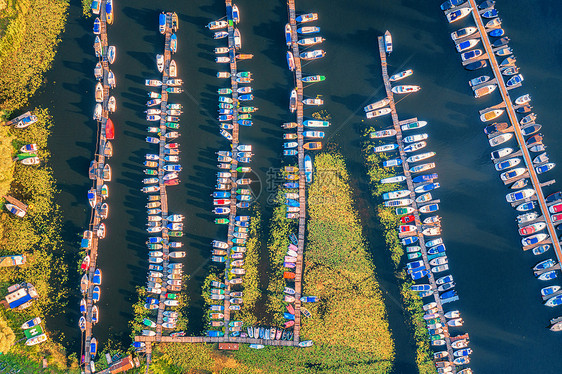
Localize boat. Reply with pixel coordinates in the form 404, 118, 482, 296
522, 233, 548, 247
145, 79, 162, 87
284, 23, 292, 46
520, 113, 537, 126
462, 49, 483, 62
108, 45, 116, 64
300, 50, 326, 60
456, 39, 479, 53
298, 37, 325, 46
366, 108, 391, 118
169, 60, 177, 77
481, 109, 504, 122
304, 120, 330, 127
519, 222, 546, 236
232, 4, 240, 23
526, 134, 543, 147
25, 333, 47, 346
414, 182, 440, 193
304, 155, 313, 183
401, 121, 427, 131
381, 175, 406, 184
506, 188, 535, 203
515, 94, 531, 106
107, 96, 116, 112
441, 0, 466, 11
384, 199, 413, 208
486, 17, 502, 29
451, 26, 477, 41
546, 295, 562, 307
500, 56, 517, 67
489, 28, 505, 37
234, 28, 241, 49
482, 8, 498, 18
105, 0, 113, 24
93, 35, 102, 57
364, 98, 390, 112
474, 84, 496, 98
484, 122, 508, 135
95, 82, 103, 103
93, 17, 101, 34
534, 258, 556, 271
536, 163, 555, 174
541, 285, 560, 297
491, 147, 513, 160
447, 8, 472, 23
390, 69, 413, 82
92, 286, 100, 303
374, 144, 398, 153
170, 33, 177, 53
384, 30, 392, 53
296, 13, 318, 23
206, 20, 227, 30
489, 133, 512, 147
297, 26, 320, 34
539, 271, 557, 281
301, 75, 326, 82
532, 150, 548, 164
500, 167, 526, 181
465, 61, 488, 72
404, 133, 428, 143
419, 204, 439, 214
506, 74, 524, 87
495, 157, 520, 171
517, 105, 532, 114
383, 190, 411, 200
391, 85, 421, 94
105, 118, 115, 140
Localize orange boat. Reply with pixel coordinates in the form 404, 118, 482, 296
283, 271, 295, 280
105, 118, 115, 140
236, 54, 254, 60
303, 142, 322, 150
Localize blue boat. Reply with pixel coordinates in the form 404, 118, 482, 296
546, 191, 562, 203
80, 299, 86, 313
436, 274, 454, 284
539, 270, 557, 281
412, 173, 438, 183
238, 120, 252, 126
300, 296, 317, 302
545, 294, 562, 307
286, 199, 300, 207
419, 204, 439, 213
411, 269, 429, 280
207, 330, 224, 337
214, 207, 230, 214
90, 338, 97, 359
414, 182, 440, 193
93, 18, 101, 34
401, 236, 419, 245
516, 201, 535, 212
284, 182, 298, 189
170, 34, 177, 53
440, 290, 457, 300
482, 9, 498, 18
534, 259, 555, 271
506, 74, 524, 87
411, 284, 431, 292
148, 237, 163, 243
232, 4, 240, 23
428, 244, 446, 255
284, 150, 297, 156
92, 286, 100, 302
239, 94, 254, 101
440, 0, 465, 11
92, 269, 101, 285
237, 157, 251, 163
237, 202, 250, 208
489, 28, 504, 37
159, 13, 166, 34
383, 159, 402, 167
285, 23, 292, 45
284, 312, 295, 320
304, 154, 313, 183
213, 192, 231, 198
146, 297, 159, 305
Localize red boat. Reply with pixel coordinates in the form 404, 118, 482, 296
401, 214, 415, 224
105, 118, 115, 139
286, 304, 295, 314
164, 179, 180, 186
399, 225, 417, 233
552, 213, 562, 222
80, 255, 90, 271
165, 143, 179, 149
284, 320, 295, 328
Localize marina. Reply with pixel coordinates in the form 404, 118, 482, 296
442, 0, 562, 327
370, 32, 472, 373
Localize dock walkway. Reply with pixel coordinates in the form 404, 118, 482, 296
466, 0, 562, 264
377, 36, 456, 366
286, 0, 306, 344
83, 0, 111, 372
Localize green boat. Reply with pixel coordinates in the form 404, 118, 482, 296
238, 114, 252, 120
301, 75, 326, 82
239, 106, 257, 113
144, 169, 158, 175
169, 231, 183, 237
147, 243, 162, 249
17, 153, 37, 160
215, 218, 229, 224
166, 293, 177, 299
24, 325, 43, 339
236, 167, 251, 173
166, 122, 180, 129
143, 318, 156, 327
237, 71, 251, 77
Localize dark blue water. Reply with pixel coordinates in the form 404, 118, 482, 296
30, 0, 562, 372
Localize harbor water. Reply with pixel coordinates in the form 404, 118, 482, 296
29, 0, 562, 372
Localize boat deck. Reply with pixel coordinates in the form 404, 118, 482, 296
466, 0, 562, 261
377, 36, 457, 367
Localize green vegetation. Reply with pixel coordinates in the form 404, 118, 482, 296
143, 152, 396, 373
363, 129, 437, 374
0, 0, 68, 112
0, 317, 15, 353
81, 0, 93, 17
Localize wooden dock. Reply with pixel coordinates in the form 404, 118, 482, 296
286, 0, 306, 344
377, 36, 456, 367
83, 1, 111, 372
466, 0, 562, 267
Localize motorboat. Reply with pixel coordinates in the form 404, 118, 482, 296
451, 26, 477, 41
536, 163, 555, 174
480, 109, 504, 122
461, 49, 483, 61
515, 94, 531, 106
519, 222, 546, 236
401, 121, 427, 131
364, 98, 390, 112
403, 133, 428, 143
474, 84, 496, 98
500, 167, 526, 181
506, 188, 535, 203
297, 37, 325, 46
534, 258, 556, 271
489, 133, 512, 147
391, 85, 421, 94
389, 69, 413, 82
296, 13, 318, 23
484, 122, 508, 135
522, 233, 548, 246
441, 0, 466, 11
300, 50, 326, 60
411, 162, 435, 173
374, 144, 398, 153
456, 39, 479, 53
521, 124, 541, 136
366, 108, 391, 118
447, 8, 472, 23
297, 26, 320, 34
384, 30, 392, 53
465, 60, 487, 70
506, 74, 524, 87
494, 157, 520, 171
404, 141, 427, 153
469, 75, 490, 87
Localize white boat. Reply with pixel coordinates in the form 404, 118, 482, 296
389, 69, 413, 82
456, 38, 479, 52
406, 152, 435, 163
364, 98, 390, 112
447, 7, 472, 23
491, 147, 513, 160
384, 198, 413, 207
383, 190, 411, 200
108, 46, 116, 64
370, 129, 397, 139
381, 176, 406, 184
401, 121, 427, 131
515, 94, 531, 105
391, 85, 421, 94
374, 144, 398, 153
451, 26, 478, 41
474, 84, 497, 98
480, 109, 504, 122
384, 30, 392, 53
500, 167, 526, 181
494, 157, 521, 171
505, 188, 536, 203
403, 133, 428, 143
366, 108, 391, 118
489, 133, 512, 147
107, 96, 116, 112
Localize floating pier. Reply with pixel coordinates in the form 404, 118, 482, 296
376, 36, 458, 367
461, 0, 562, 270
